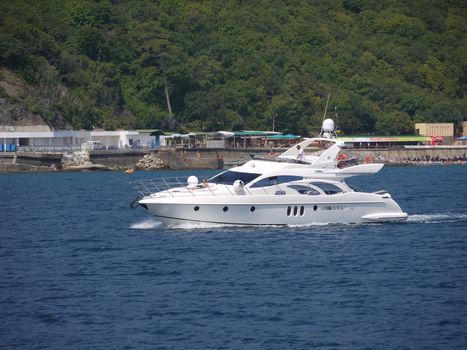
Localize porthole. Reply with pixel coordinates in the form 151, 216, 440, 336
287, 206, 291, 216
194, 206, 200, 211
223, 206, 228, 212
250, 206, 255, 212
313, 205, 318, 211
300, 206, 305, 216
293, 206, 298, 216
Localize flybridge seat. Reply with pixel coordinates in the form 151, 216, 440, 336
278, 138, 344, 165
252, 157, 313, 164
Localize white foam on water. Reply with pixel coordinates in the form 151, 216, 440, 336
288, 222, 333, 227
169, 222, 334, 230
130, 218, 163, 229
407, 213, 467, 223
167, 222, 244, 230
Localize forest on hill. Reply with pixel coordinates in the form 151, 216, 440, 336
0, 0, 465, 135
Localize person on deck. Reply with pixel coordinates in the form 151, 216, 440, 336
202, 177, 210, 188
296, 145, 305, 162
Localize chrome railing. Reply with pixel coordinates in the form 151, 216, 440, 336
130, 177, 192, 197
129, 177, 316, 198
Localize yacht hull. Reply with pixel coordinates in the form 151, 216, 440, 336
131, 134, 409, 227
140, 193, 407, 226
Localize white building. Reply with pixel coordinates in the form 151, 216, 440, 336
0, 129, 158, 152
0, 130, 89, 151
415, 123, 454, 137
91, 130, 139, 149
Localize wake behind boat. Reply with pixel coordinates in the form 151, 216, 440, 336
130, 120, 408, 226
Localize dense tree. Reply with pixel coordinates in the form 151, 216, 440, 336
0, 0, 465, 134
375, 111, 413, 135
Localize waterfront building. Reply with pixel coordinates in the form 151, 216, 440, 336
337, 136, 431, 149
163, 131, 293, 149
415, 123, 454, 143
0, 130, 89, 152
0, 128, 159, 152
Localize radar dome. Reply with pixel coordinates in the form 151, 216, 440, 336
187, 175, 199, 188
322, 118, 335, 132
233, 180, 245, 194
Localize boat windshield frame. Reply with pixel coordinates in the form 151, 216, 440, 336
209, 170, 261, 185
249, 175, 303, 188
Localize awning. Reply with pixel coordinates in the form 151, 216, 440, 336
233, 130, 281, 137
149, 130, 166, 136
166, 133, 183, 138
267, 134, 301, 139
339, 136, 432, 143
218, 131, 235, 138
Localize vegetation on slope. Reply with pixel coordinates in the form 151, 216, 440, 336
0, 0, 465, 135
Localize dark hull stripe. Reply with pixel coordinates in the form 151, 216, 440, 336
151, 214, 287, 226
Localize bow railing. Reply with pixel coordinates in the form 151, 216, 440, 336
129, 177, 296, 198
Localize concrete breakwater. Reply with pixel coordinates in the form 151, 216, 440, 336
222, 147, 467, 166
339, 147, 467, 164
0, 151, 62, 172
1, 146, 466, 172
89, 149, 223, 170
0, 148, 224, 172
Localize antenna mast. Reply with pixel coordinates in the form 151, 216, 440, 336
334, 106, 339, 135
320, 93, 336, 138
322, 93, 331, 123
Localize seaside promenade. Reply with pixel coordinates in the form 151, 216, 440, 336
1, 145, 466, 172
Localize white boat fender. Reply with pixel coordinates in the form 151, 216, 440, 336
233, 180, 245, 194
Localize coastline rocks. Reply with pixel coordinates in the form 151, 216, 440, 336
135, 153, 166, 170
61, 150, 109, 171
62, 150, 93, 167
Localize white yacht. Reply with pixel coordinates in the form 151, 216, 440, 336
131, 123, 407, 226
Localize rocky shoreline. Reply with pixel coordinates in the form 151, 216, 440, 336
134, 153, 167, 170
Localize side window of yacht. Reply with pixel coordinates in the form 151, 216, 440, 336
305, 188, 320, 195
250, 176, 302, 188
287, 184, 316, 195
209, 171, 261, 185
309, 182, 343, 195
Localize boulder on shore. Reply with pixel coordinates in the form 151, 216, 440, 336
135, 153, 166, 170
62, 150, 92, 167
61, 150, 109, 171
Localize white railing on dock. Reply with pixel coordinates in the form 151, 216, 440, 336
17, 146, 83, 153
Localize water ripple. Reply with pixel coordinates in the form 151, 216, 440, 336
1, 167, 467, 350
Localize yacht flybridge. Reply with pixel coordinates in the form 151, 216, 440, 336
130, 121, 407, 226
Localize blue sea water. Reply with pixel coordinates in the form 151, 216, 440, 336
1, 166, 466, 350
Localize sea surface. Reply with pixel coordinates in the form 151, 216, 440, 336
1, 166, 466, 350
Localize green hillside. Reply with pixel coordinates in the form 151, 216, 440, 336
0, 0, 465, 135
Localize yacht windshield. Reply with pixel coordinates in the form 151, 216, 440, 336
209, 171, 261, 185
310, 182, 343, 195
250, 176, 303, 188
